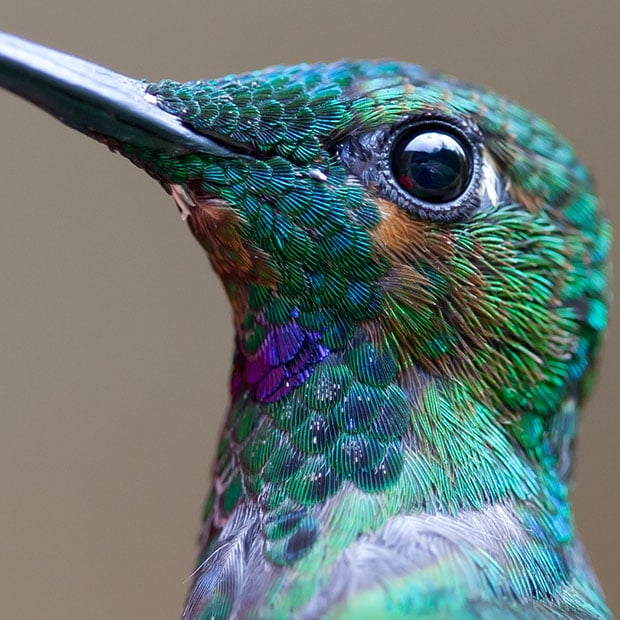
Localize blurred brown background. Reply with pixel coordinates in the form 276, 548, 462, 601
0, 1, 617, 618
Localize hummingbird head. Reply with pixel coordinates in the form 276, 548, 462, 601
1, 35, 612, 613
0, 32, 608, 432
118, 63, 607, 425
114, 62, 613, 613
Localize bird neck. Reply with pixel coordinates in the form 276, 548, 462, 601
212, 321, 576, 548
189, 321, 610, 615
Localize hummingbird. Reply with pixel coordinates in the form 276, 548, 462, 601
0, 33, 611, 619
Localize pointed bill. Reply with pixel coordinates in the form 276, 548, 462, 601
0, 32, 235, 157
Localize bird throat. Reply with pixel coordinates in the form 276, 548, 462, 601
172, 184, 581, 608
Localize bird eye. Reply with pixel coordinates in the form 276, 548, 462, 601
391, 124, 473, 204
338, 115, 482, 221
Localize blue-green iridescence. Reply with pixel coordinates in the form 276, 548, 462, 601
117, 61, 609, 618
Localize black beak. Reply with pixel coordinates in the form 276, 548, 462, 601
0, 32, 234, 158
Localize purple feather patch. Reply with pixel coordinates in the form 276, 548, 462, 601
234, 320, 329, 402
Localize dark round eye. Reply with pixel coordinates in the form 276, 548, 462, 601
391, 126, 473, 203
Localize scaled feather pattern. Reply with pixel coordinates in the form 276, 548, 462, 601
0, 40, 611, 619
130, 62, 610, 619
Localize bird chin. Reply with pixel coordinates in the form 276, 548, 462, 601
170, 182, 277, 293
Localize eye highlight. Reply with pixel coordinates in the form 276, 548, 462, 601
391, 125, 472, 204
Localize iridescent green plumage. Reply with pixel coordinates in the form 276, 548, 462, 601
0, 35, 611, 619
138, 63, 610, 619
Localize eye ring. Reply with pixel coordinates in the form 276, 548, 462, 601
337, 114, 483, 223
384, 117, 482, 221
